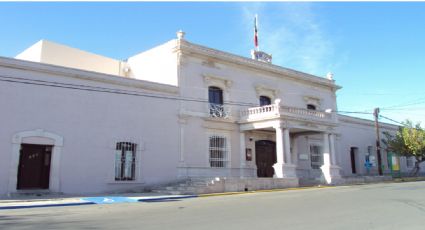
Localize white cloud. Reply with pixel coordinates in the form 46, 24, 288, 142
241, 3, 338, 76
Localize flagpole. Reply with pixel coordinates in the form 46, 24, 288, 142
254, 14, 259, 51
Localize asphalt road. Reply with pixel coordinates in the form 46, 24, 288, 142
2, 181, 425, 230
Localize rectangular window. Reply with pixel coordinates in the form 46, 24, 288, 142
115, 142, 137, 181
310, 145, 323, 169
209, 135, 228, 168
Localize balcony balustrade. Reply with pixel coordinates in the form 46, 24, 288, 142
209, 103, 231, 118
239, 104, 333, 122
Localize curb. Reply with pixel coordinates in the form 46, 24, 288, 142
0, 195, 198, 210
137, 195, 198, 202
0, 201, 95, 210
199, 185, 335, 198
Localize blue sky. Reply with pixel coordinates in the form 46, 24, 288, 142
1, 2, 424, 125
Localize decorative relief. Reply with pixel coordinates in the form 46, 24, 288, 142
303, 96, 321, 108
201, 59, 220, 69
203, 74, 232, 90
255, 84, 279, 100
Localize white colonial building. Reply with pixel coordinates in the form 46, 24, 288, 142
0, 31, 419, 196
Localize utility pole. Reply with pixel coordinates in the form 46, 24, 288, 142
374, 108, 383, 175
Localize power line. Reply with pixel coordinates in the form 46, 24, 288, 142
336, 111, 373, 115
380, 97, 425, 110
0, 74, 402, 117
379, 114, 405, 126
0, 75, 258, 107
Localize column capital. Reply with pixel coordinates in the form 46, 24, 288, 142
273, 121, 288, 129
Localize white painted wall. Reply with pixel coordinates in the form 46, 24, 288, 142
16, 40, 123, 76
127, 40, 179, 86
177, 50, 338, 178
0, 58, 180, 196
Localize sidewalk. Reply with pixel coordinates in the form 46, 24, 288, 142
3, 177, 425, 210
0, 193, 198, 210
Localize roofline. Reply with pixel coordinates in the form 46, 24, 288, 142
338, 114, 399, 131
176, 39, 342, 91
0, 56, 179, 94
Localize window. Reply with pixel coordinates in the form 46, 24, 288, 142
115, 142, 137, 181
259, 96, 272, 106
310, 145, 323, 169
209, 135, 228, 168
307, 104, 316, 110
208, 86, 225, 117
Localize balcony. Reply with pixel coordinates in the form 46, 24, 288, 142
239, 104, 334, 123
209, 103, 231, 119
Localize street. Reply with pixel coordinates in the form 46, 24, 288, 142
2, 181, 425, 230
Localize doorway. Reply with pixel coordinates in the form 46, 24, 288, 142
255, 140, 276, 177
17, 144, 52, 190
350, 147, 358, 174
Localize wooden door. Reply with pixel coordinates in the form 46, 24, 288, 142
255, 140, 276, 177
17, 144, 52, 189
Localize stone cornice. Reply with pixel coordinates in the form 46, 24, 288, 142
0, 56, 179, 94
177, 40, 342, 91
338, 114, 399, 131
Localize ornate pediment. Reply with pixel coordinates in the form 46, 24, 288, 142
255, 84, 279, 100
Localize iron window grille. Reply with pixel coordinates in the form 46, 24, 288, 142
208, 86, 229, 118
209, 135, 228, 168
310, 145, 323, 169
115, 142, 137, 181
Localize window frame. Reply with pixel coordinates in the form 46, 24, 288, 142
207, 133, 230, 168
115, 142, 137, 181
307, 104, 317, 110
259, 95, 272, 106
208, 86, 224, 105
310, 144, 323, 170
208, 86, 228, 118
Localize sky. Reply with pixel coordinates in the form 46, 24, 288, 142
0, 2, 424, 125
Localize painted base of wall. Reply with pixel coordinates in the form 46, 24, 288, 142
188, 177, 299, 194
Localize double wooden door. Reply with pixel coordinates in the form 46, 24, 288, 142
17, 144, 52, 190
255, 140, 276, 178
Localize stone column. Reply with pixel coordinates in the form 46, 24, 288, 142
283, 128, 292, 164
273, 126, 285, 178
322, 133, 331, 166
321, 133, 341, 184
273, 123, 297, 179
240, 132, 246, 178
178, 118, 187, 166
329, 134, 337, 165
177, 117, 188, 178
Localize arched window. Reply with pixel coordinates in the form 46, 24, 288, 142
208, 86, 225, 117
208, 86, 223, 105
259, 96, 271, 106
307, 104, 316, 110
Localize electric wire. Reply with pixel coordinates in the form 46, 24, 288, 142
0, 74, 402, 116
379, 115, 405, 126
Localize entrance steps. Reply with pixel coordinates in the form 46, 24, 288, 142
152, 178, 223, 195
152, 177, 299, 195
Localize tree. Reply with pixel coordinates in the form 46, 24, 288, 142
383, 120, 425, 176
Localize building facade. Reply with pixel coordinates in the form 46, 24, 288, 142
0, 31, 419, 196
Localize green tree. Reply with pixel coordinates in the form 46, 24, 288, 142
383, 120, 425, 176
